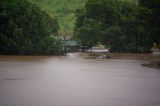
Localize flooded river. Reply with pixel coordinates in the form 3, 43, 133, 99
0, 53, 160, 106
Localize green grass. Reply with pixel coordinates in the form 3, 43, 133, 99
28, 0, 138, 35
28, 0, 86, 35
121, 0, 138, 4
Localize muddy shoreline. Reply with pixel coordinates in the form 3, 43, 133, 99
0, 53, 160, 69
84, 52, 160, 69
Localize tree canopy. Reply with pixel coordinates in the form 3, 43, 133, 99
0, 0, 61, 55
74, 0, 159, 52
139, 0, 160, 45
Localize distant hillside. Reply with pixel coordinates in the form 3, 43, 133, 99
28, 0, 138, 35
28, 0, 86, 36
121, 0, 138, 4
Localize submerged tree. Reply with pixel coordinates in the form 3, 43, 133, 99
0, 0, 61, 55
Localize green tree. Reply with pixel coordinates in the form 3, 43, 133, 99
139, 0, 160, 47
0, 0, 62, 55
74, 0, 152, 52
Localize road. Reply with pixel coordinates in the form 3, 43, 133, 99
0, 53, 160, 106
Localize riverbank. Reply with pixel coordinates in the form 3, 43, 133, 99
85, 52, 159, 60
84, 52, 160, 69
0, 52, 160, 69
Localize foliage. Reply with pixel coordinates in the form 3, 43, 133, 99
139, 0, 160, 46
28, 0, 138, 36
0, 0, 61, 55
74, 0, 155, 52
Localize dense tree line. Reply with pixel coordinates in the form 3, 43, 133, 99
74, 0, 160, 52
0, 0, 62, 55
139, 0, 160, 47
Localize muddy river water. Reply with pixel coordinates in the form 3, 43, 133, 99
0, 53, 160, 106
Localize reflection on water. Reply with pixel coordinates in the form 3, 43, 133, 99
0, 53, 160, 106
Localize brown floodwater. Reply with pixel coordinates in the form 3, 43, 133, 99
0, 53, 160, 106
